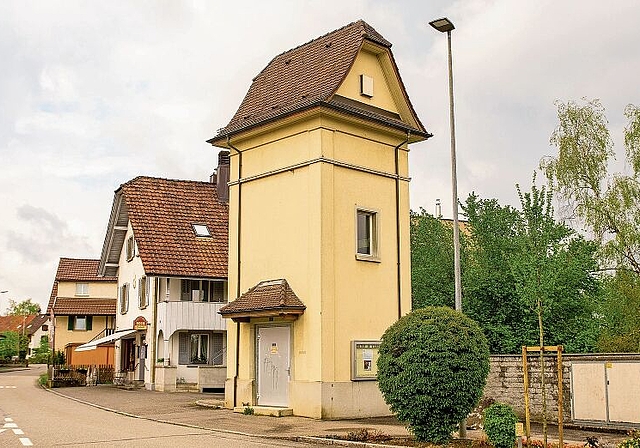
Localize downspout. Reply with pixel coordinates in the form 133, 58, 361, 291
395, 133, 410, 320
227, 136, 243, 408
150, 276, 158, 389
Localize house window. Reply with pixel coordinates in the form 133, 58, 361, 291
126, 235, 135, 261
120, 283, 129, 314
181, 279, 226, 302
192, 224, 211, 237
360, 74, 374, 97
356, 208, 378, 258
179, 332, 213, 364
75, 283, 89, 296
138, 276, 148, 309
67, 315, 93, 331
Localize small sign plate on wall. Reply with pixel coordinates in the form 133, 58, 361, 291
351, 340, 381, 381
133, 316, 148, 331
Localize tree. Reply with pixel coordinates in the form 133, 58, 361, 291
410, 209, 456, 309
6, 299, 41, 315
0, 331, 28, 361
597, 271, 640, 352
541, 99, 640, 276
377, 307, 489, 444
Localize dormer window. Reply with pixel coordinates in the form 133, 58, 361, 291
360, 74, 374, 98
192, 224, 211, 237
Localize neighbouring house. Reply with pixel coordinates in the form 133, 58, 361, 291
95, 159, 229, 391
209, 20, 430, 418
24, 314, 50, 359
0, 314, 48, 360
46, 258, 118, 366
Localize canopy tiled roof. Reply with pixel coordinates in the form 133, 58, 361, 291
209, 20, 429, 144
51, 298, 116, 316
99, 177, 228, 279
219, 279, 306, 322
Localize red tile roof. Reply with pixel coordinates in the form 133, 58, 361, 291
120, 177, 228, 278
51, 298, 116, 316
219, 279, 305, 320
209, 20, 429, 144
56, 258, 116, 282
0, 315, 37, 333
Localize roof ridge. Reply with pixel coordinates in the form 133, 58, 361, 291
121, 176, 216, 188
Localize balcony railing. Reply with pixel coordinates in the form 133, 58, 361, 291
157, 301, 227, 337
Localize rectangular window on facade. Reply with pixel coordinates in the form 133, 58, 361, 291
356, 209, 378, 258
178, 332, 213, 365
126, 236, 135, 261
75, 283, 89, 296
180, 280, 226, 303
138, 276, 148, 309
120, 283, 129, 314
67, 315, 93, 331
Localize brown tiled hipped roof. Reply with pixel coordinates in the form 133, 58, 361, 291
219, 279, 305, 321
209, 20, 429, 143
119, 177, 228, 278
56, 258, 116, 282
52, 298, 116, 316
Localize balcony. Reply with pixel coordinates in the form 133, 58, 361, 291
157, 301, 227, 338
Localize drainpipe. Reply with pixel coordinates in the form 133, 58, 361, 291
395, 133, 410, 320
226, 136, 243, 408
150, 277, 158, 389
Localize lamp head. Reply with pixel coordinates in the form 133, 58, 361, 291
429, 17, 455, 33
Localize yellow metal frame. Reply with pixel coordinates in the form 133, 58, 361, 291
522, 345, 564, 448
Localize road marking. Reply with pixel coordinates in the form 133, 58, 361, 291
13, 429, 24, 435
3, 423, 17, 428
20, 438, 33, 446
0, 386, 17, 389
4, 418, 13, 422
0, 429, 6, 434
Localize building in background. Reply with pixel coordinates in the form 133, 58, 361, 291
96, 155, 229, 391
46, 258, 117, 365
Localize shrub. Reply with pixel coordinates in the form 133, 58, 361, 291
377, 306, 490, 444
484, 403, 517, 448
38, 373, 49, 387
619, 430, 640, 448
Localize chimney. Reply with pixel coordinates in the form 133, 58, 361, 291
216, 150, 230, 203
435, 199, 442, 218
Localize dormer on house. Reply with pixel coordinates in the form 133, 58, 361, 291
97, 158, 229, 392
210, 20, 430, 418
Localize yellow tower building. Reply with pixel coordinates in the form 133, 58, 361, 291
209, 20, 431, 419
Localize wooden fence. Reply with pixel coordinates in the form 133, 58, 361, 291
50, 364, 115, 387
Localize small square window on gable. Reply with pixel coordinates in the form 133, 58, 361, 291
192, 224, 211, 237
75, 283, 89, 296
360, 74, 374, 98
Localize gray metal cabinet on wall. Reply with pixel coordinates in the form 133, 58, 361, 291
571, 361, 640, 425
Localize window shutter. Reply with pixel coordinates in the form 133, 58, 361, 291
212, 333, 224, 365
86, 316, 93, 331
67, 316, 74, 331
178, 333, 189, 364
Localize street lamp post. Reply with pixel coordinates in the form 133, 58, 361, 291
429, 17, 462, 313
430, 17, 466, 439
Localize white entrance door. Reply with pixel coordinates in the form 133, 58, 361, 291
257, 326, 290, 407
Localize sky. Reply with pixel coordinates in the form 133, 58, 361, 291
1, 0, 639, 313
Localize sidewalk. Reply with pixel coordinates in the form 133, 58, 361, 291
47, 381, 628, 447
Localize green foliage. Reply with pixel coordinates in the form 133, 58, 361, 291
52, 350, 66, 366
242, 406, 254, 415
377, 307, 489, 444
410, 209, 456, 309
619, 430, 640, 448
5, 299, 41, 315
30, 336, 52, 364
38, 373, 49, 387
597, 272, 640, 352
542, 99, 640, 276
0, 331, 29, 360
484, 403, 518, 448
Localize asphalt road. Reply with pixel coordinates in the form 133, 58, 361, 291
0, 367, 318, 447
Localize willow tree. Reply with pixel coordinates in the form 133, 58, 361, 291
541, 99, 640, 275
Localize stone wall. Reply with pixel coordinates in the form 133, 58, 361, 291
485, 353, 640, 423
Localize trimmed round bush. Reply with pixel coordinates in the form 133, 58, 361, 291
377, 306, 490, 444
484, 403, 518, 448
